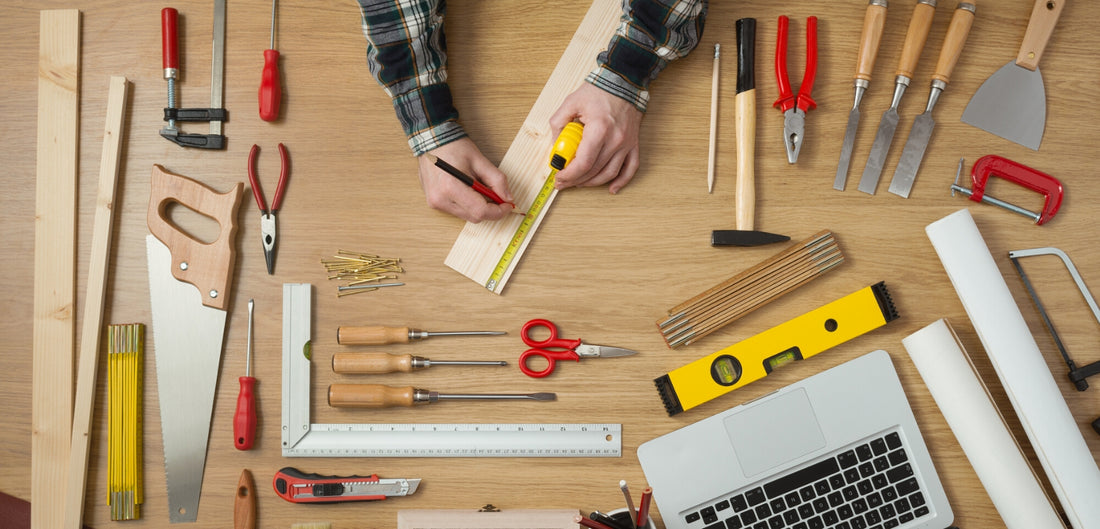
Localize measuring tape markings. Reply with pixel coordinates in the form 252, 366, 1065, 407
485, 171, 558, 292
656, 282, 898, 415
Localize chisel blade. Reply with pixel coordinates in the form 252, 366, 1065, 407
834, 107, 861, 190
888, 111, 935, 198
857, 108, 899, 195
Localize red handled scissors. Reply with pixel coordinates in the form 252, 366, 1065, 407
519, 319, 638, 378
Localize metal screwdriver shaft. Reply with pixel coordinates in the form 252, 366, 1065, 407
328, 384, 555, 408
332, 352, 507, 374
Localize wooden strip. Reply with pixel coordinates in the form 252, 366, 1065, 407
33, 10, 80, 529
445, 0, 621, 293
64, 76, 129, 529
658, 231, 844, 347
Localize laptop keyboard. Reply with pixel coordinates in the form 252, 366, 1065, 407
683, 431, 931, 529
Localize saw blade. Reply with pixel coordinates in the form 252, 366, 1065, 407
146, 235, 227, 523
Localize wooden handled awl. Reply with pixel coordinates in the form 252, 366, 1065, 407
234, 469, 256, 529
332, 352, 507, 374
328, 384, 556, 408
337, 326, 506, 345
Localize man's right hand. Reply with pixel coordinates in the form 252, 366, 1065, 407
417, 138, 516, 223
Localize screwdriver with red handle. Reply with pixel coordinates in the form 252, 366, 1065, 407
259, 0, 282, 121
234, 299, 258, 450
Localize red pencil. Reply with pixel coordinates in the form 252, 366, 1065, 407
637, 487, 653, 528
574, 514, 617, 529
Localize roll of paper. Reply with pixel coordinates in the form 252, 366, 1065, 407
926, 209, 1100, 529
902, 318, 1064, 529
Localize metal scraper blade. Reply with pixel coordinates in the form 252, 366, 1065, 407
961, 61, 1046, 150
146, 235, 227, 523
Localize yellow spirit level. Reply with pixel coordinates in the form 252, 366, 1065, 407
655, 282, 897, 415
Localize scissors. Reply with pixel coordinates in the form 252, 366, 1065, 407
519, 318, 638, 378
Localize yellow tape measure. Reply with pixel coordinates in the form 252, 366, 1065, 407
656, 282, 898, 415
485, 172, 557, 292
485, 122, 584, 293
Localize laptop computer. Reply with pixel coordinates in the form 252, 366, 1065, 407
638, 350, 952, 529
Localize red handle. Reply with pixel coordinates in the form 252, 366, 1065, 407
259, 49, 282, 122
234, 376, 257, 450
270, 143, 289, 211
521, 318, 581, 350
773, 16, 793, 112
519, 349, 580, 378
161, 8, 179, 73
797, 16, 819, 113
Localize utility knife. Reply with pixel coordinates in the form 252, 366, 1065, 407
273, 467, 421, 503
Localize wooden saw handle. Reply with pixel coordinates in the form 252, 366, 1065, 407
147, 164, 243, 311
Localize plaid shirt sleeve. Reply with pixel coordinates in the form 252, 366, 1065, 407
356, 0, 465, 155
587, 0, 708, 112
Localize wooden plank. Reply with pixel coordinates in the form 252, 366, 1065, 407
33, 9, 80, 529
63, 76, 129, 529
444, 0, 621, 293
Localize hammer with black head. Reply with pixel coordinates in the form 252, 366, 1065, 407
712, 18, 789, 247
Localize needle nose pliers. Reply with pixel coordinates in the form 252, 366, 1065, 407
247, 143, 289, 274
774, 15, 818, 164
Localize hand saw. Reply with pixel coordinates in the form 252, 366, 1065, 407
146, 164, 242, 522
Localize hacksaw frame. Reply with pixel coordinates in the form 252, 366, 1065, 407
281, 283, 621, 457
444, 0, 621, 294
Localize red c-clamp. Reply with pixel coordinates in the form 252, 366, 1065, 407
951, 155, 1063, 225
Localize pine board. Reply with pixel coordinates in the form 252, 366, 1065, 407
33, 9, 81, 529
444, 0, 621, 294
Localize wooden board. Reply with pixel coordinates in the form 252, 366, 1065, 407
444, 0, 621, 294
64, 76, 129, 529
32, 9, 80, 529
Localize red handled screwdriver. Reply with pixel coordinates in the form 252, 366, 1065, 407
234, 299, 257, 450
258, 0, 282, 121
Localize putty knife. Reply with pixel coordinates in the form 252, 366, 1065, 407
961, 0, 1065, 150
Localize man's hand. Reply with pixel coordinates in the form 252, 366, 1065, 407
417, 138, 516, 222
549, 82, 644, 194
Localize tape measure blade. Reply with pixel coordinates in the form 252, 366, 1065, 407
485, 173, 559, 293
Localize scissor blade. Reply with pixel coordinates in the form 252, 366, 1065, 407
576, 344, 638, 358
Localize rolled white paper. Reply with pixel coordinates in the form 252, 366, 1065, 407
926, 209, 1100, 529
902, 318, 1064, 529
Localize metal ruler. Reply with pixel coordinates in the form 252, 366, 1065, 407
485, 172, 558, 293
281, 283, 621, 457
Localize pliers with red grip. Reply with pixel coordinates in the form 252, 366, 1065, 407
247, 143, 289, 274
774, 16, 818, 164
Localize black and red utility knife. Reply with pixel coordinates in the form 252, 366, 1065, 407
272, 467, 421, 504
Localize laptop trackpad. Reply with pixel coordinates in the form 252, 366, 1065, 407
725, 388, 827, 478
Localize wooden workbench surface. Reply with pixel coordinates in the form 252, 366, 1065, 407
2, 1, 1099, 527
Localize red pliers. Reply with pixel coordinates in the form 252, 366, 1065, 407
774, 16, 818, 164
247, 143, 289, 274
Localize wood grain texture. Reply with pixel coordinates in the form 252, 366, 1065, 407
444, 0, 621, 293
33, 10, 80, 529
63, 75, 128, 529
1, 1, 1098, 528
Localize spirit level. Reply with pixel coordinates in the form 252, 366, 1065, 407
281, 283, 621, 457
655, 282, 898, 415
